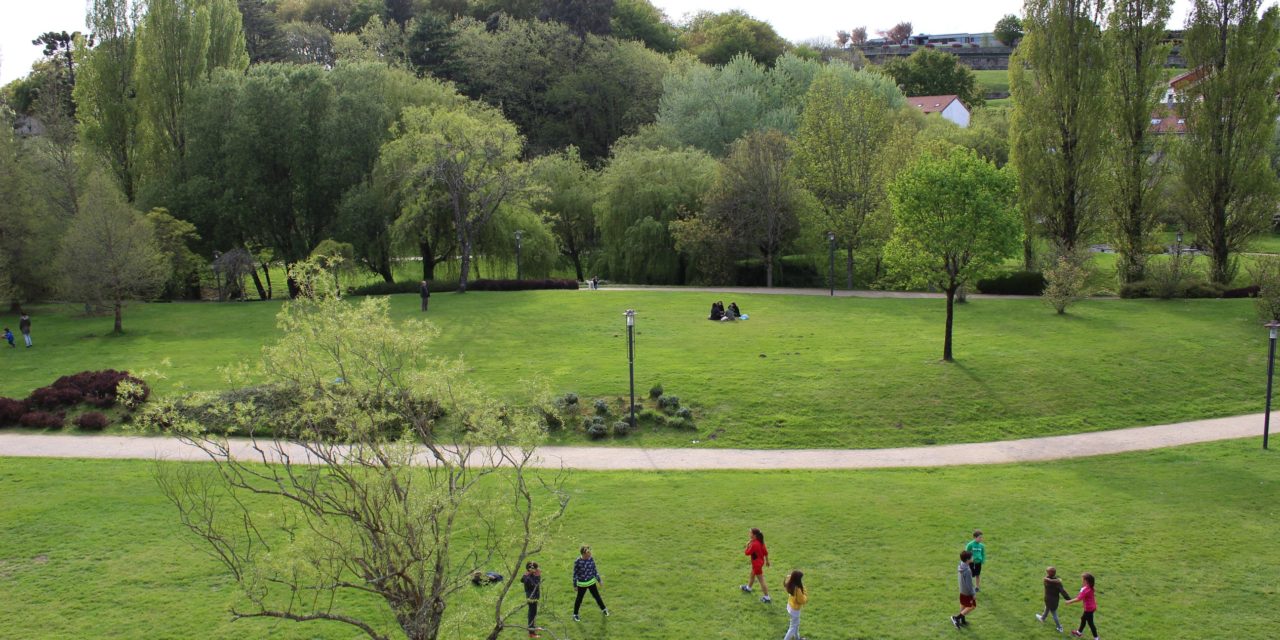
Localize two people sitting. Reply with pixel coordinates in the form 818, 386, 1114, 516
708, 301, 744, 321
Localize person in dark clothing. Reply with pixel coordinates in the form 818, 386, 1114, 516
419, 280, 431, 312
572, 545, 609, 621
522, 561, 542, 638
1036, 566, 1071, 632
727, 302, 741, 319
3, 328, 13, 348
18, 313, 31, 348
709, 301, 724, 321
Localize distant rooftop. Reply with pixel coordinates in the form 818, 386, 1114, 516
906, 95, 961, 114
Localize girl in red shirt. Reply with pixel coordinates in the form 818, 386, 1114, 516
740, 528, 772, 603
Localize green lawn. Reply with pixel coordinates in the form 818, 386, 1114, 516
1, 441, 1277, 638
974, 69, 1010, 96
2, 291, 1269, 449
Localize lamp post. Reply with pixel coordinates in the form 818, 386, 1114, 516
625, 309, 636, 427
514, 230, 523, 281
1175, 230, 1183, 258
826, 231, 836, 297
1265, 321, 1280, 450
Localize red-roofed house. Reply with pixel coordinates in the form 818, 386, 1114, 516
906, 94, 971, 128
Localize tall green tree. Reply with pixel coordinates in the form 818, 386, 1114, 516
531, 146, 598, 281
1103, 0, 1173, 284
134, 0, 249, 201
595, 145, 717, 283
994, 14, 1025, 45
539, 0, 614, 36
1178, 0, 1280, 284
885, 147, 1021, 361
60, 171, 170, 333
679, 10, 789, 66
611, 0, 679, 52
793, 67, 910, 288
1010, 0, 1108, 260
882, 48, 985, 108
239, 0, 290, 62
380, 103, 529, 292
655, 53, 822, 156
701, 129, 803, 287
0, 115, 60, 305
76, 0, 141, 201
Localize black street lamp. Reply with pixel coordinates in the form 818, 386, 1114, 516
826, 230, 836, 297
1265, 321, 1280, 450
514, 230, 523, 281
625, 309, 637, 427
1175, 230, 1183, 257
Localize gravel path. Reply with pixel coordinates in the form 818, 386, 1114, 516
595, 285, 1041, 300
0, 413, 1265, 470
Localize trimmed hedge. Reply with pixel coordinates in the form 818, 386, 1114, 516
0, 398, 28, 425
19, 411, 64, 429
466, 278, 579, 291
976, 271, 1047, 295
74, 412, 110, 431
1120, 280, 1226, 299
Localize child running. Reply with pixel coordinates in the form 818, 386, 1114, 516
1036, 566, 1070, 632
782, 570, 808, 640
522, 561, 542, 638
740, 527, 772, 603
951, 550, 977, 629
964, 530, 985, 591
1064, 572, 1099, 639
3, 328, 13, 348
571, 545, 609, 622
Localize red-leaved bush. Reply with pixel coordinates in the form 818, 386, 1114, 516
19, 411, 65, 429
26, 370, 149, 409
73, 412, 110, 431
0, 398, 27, 425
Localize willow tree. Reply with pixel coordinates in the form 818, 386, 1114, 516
1178, 0, 1280, 285
1104, 0, 1173, 284
793, 67, 909, 289
1010, 0, 1108, 263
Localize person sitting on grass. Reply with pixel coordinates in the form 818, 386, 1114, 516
727, 302, 741, 318
709, 301, 724, 321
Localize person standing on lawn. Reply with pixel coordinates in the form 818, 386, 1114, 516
572, 545, 609, 622
522, 561, 542, 638
1063, 572, 1099, 639
18, 313, 31, 347
952, 550, 977, 628
964, 530, 986, 591
781, 570, 808, 640
741, 527, 772, 603
1036, 566, 1071, 632
419, 280, 431, 312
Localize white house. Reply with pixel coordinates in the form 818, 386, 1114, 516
906, 95, 971, 128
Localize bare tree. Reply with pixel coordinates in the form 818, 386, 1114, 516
878, 22, 914, 44
850, 26, 869, 46
150, 261, 568, 640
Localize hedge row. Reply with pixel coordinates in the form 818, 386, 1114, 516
1119, 281, 1259, 299
976, 271, 1047, 295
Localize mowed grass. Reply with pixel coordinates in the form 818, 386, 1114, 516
974, 69, 1010, 96
1, 291, 1269, 448
1, 441, 1277, 638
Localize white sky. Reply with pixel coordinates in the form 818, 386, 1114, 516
1, 0, 1198, 86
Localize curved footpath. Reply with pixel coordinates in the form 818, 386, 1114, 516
0, 413, 1266, 470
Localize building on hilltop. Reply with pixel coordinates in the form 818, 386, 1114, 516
906, 94, 971, 128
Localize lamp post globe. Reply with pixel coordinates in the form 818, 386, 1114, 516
825, 231, 836, 297
514, 230, 523, 281
1265, 321, 1280, 449
624, 309, 637, 427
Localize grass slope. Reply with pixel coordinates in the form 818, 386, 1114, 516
1, 441, 1277, 638
1, 292, 1267, 449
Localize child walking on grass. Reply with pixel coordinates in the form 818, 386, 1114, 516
522, 561, 541, 638
951, 550, 977, 629
782, 570, 807, 640
964, 530, 985, 591
1036, 566, 1070, 632
572, 545, 609, 622
1064, 572, 1099, 639
741, 528, 772, 603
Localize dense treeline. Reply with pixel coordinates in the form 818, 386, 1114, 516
1, 0, 1278, 316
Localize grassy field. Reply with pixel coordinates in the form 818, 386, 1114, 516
974, 69, 1010, 96
1, 441, 1277, 639
1, 291, 1269, 449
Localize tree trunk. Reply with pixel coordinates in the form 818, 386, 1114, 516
250, 268, 267, 300
1210, 226, 1231, 285
846, 247, 855, 289
420, 239, 438, 280
1023, 236, 1035, 271
457, 240, 472, 293
113, 301, 123, 334
262, 262, 274, 300
570, 250, 584, 282
765, 251, 774, 288
943, 285, 956, 362
377, 262, 395, 283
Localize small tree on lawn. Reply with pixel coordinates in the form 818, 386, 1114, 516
60, 171, 169, 333
1042, 248, 1091, 314
150, 259, 568, 640
885, 147, 1020, 361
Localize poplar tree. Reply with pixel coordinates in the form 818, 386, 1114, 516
1010, 0, 1108, 260
75, 0, 141, 201
1103, 0, 1173, 284
1178, 0, 1280, 285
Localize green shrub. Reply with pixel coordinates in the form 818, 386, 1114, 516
976, 271, 1046, 295
639, 408, 667, 426
658, 395, 681, 414
649, 384, 663, 399
585, 416, 608, 439
612, 420, 633, 436
593, 399, 610, 416
676, 407, 693, 420
668, 417, 695, 430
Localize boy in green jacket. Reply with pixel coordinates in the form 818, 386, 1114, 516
964, 530, 986, 591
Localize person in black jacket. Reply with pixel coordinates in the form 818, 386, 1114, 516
419, 280, 431, 312
18, 313, 31, 348
522, 561, 542, 638
709, 301, 724, 321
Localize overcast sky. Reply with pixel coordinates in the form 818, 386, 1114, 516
1, 0, 1198, 86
